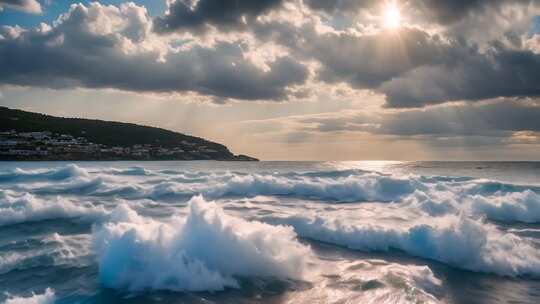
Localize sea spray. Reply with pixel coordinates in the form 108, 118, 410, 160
3, 288, 55, 304
263, 212, 540, 277
93, 195, 312, 292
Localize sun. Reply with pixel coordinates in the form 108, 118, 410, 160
383, 2, 402, 29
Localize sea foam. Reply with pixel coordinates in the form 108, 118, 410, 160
0, 190, 107, 226
93, 195, 312, 292
0, 233, 92, 275
467, 190, 540, 223
266, 212, 540, 277
3, 288, 55, 304
0, 164, 88, 183
288, 260, 443, 304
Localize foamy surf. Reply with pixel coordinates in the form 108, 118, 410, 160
2, 161, 540, 303
264, 211, 540, 277
3, 288, 55, 304
93, 195, 312, 292
0, 190, 107, 226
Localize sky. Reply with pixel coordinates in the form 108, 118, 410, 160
1, 0, 540, 160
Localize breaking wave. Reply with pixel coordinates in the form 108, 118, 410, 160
3, 288, 55, 304
0, 233, 93, 275
467, 190, 540, 223
0, 164, 87, 183
93, 195, 312, 292
0, 190, 107, 226
6, 165, 540, 209
265, 212, 540, 277
288, 260, 443, 304
4, 163, 540, 284
7, 165, 419, 202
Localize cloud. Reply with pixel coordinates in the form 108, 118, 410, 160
303, 28, 447, 89
413, 0, 531, 25
303, 0, 375, 14
154, 0, 285, 33
304, 0, 535, 27
242, 99, 540, 145
412, 0, 504, 24
245, 1, 540, 108
0, 3, 308, 102
0, 0, 42, 14
377, 100, 540, 137
258, 18, 540, 107
1, 0, 539, 109
380, 44, 540, 107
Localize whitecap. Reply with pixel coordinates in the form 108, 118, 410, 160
265, 212, 540, 277
3, 288, 55, 304
93, 195, 312, 292
467, 190, 540, 223
0, 190, 107, 226
0, 233, 93, 274
287, 260, 443, 304
0, 164, 88, 183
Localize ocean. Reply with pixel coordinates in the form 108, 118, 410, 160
1, 161, 540, 304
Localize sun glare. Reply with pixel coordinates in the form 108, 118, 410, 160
383, 3, 402, 29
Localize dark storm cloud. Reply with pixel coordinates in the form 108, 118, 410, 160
298, 100, 540, 137
414, 0, 531, 25
0, 3, 308, 102
379, 101, 540, 136
252, 20, 453, 87
304, 28, 447, 89
304, 0, 534, 25
303, 0, 375, 14
381, 44, 540, 108
253, 14, 540, 108
153, 0, 284, 33
1, 0, 539, 108
0, 0, 41, 13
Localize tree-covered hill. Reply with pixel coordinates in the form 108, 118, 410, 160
0, 106, 257, 161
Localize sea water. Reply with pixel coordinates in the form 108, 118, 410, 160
1, 161, 540, 304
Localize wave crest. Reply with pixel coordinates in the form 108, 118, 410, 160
468, 190, 540, 223
0, 164, 88, 183
3, 288, 55, 304
267, 212, 540, 277
93, 195, 312, 292
0, 190, 107, 226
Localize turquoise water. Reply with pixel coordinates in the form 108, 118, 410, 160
1, 161, 540, 303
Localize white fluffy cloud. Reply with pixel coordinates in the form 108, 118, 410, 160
0, 2, 308, 102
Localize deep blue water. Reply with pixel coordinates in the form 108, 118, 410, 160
1, 161, 540, 304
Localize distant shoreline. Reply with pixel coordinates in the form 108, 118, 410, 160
0, 106, 258, 162
0, 156, 258, 162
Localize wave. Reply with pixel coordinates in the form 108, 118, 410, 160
264, 212, 540, 277
288, 260, 442, 304
205, 173, 415, 202
140, 171, 416, 202
467, 190, 540, 223
103, 166, 153, 176
405, 188, 540, 224
0, 233, 92, 275
0, 190, 107, 226
464, 180, 540, 196
0, 164, 87, 183
3, 288, 55, 304
93, 195, 312, 292
6, 165, 540, 225
17, 169, 416, 203
6, 164, 539, 201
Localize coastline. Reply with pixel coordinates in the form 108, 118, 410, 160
0, 155, 259, 162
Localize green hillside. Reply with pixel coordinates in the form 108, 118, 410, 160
0, 106, 257, 161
